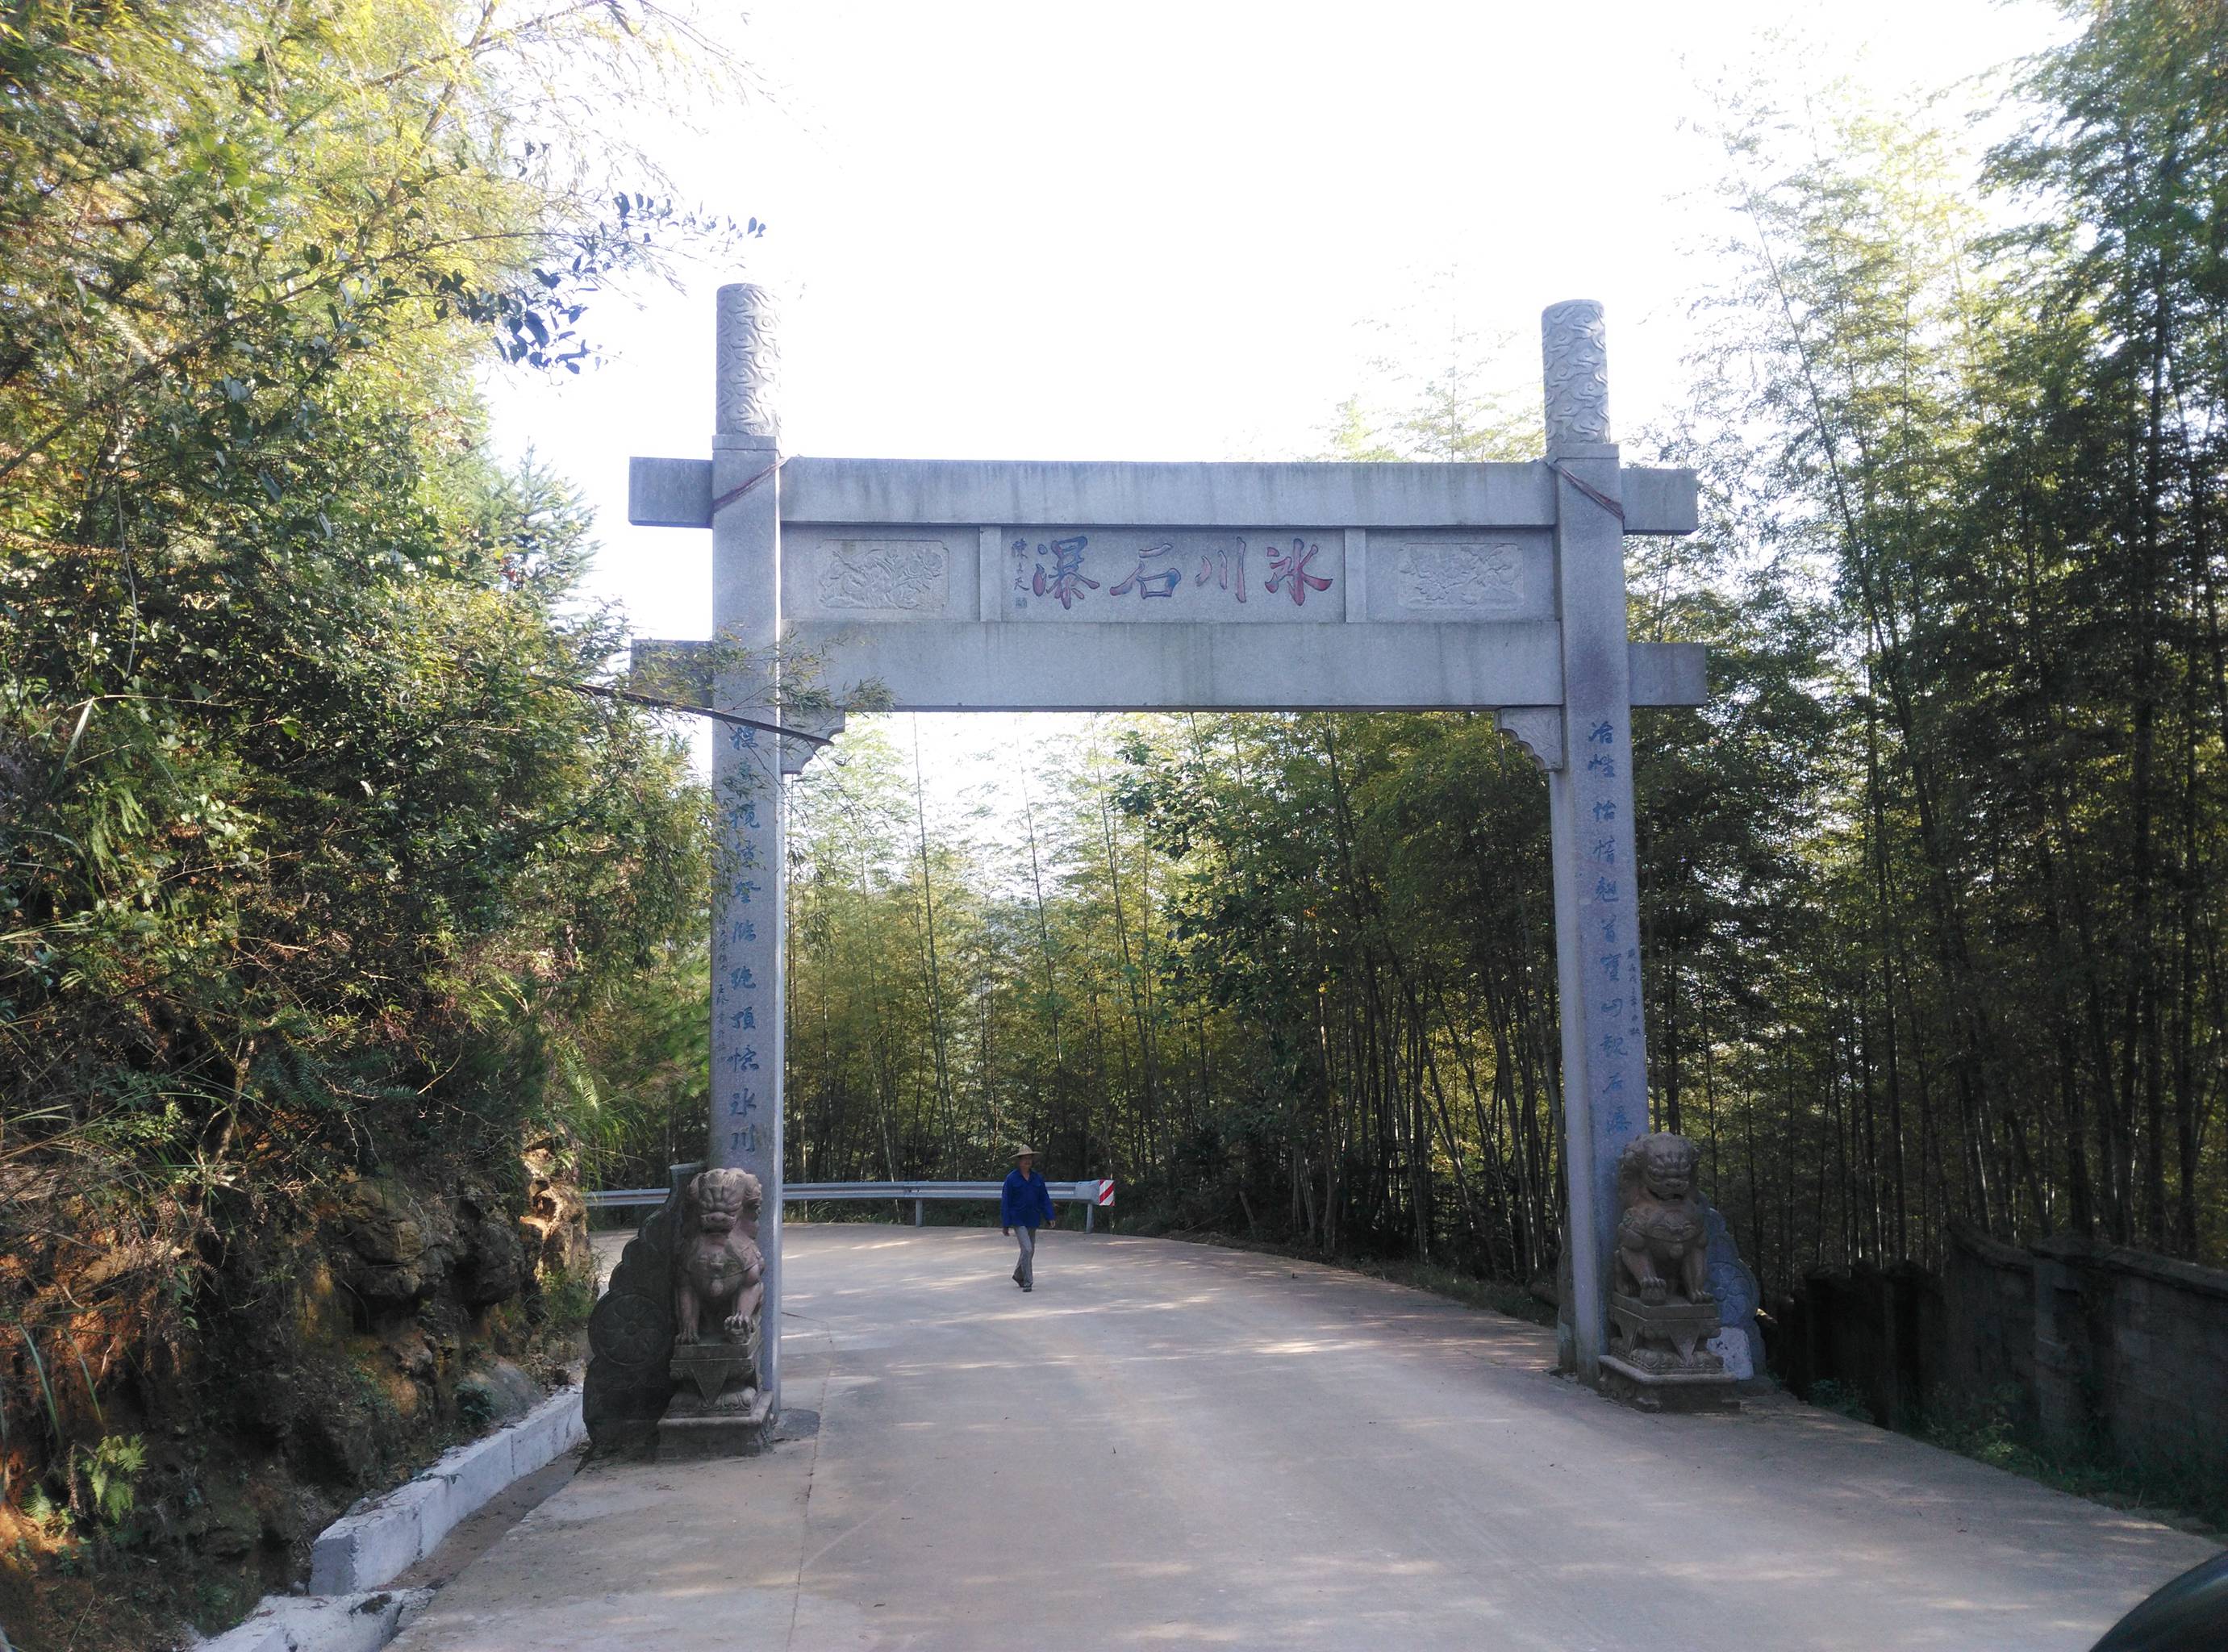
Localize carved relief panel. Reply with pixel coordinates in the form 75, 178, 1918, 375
816, 541, 949, 611
1396, 542, 1524, 613
782, 533, 963, 620
1365, 530, 1554, 623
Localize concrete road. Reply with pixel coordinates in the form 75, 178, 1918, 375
398, 1227, 2218, 1652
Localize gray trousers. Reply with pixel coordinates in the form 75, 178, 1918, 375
1011, 1224, 1037, 1287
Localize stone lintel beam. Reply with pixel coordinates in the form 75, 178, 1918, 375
634, 632, 1704, 715
688, 626, 1706, 714
628, 456, 1700, 536
629, 456, 716, 528
1628, 641, 1706, 709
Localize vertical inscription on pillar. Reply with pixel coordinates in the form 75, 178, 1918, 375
1578, 715, 1643, 1144
712, 729, 772, 1170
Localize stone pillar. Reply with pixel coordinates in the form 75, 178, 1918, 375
710, 282, 786, 1410
1541, 300, 1648, 1384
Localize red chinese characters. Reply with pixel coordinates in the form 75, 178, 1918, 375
1265, 538, 1332, 607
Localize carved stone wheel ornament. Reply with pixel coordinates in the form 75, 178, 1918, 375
588, 1291, 668, 1371
582, 1191, 683, 1454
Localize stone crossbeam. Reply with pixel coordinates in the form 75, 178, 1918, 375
636, 629, 1703, 713
629, 455, 1700, 535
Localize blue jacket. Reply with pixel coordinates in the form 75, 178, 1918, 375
1001, 1167, 1056, 1229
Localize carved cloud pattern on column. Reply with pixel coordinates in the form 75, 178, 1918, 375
716, 284, 782, 444
1541, 300, 1611, 452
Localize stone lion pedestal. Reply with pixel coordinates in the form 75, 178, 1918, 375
661, 1338, 774, 1460
1602, 1294, 1739, 1413
585, 1167, 774, 1459
1600, 1133, 1741, 1414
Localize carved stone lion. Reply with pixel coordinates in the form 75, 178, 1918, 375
674, 1169, 764, 1345
1613, 1133, 1714, 1309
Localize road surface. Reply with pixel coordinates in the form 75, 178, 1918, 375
394, 1225, 2218, 1651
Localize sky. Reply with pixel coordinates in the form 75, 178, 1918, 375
482, 0, 2069, 802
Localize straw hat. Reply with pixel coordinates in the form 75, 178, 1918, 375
1012, 1144, 1037, 1159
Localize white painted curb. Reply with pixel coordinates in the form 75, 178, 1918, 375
309, 1386, 583, 1594
196, 1588, 433, 1652
198, 1385, 583, 1652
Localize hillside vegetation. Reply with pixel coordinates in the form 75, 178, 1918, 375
1, 0, 736, 1640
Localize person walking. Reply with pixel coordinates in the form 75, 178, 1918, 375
1001, 1145, 1057, 1292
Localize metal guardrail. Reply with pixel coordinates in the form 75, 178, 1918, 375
586, 1176, 1116, 1233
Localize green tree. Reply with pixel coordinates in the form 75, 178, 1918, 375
1, 0, 740, 1628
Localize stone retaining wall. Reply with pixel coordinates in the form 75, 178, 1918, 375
1770, 1227, 2227, 1495
2034, 1237, 2228, 1489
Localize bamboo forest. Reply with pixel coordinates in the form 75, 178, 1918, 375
741, 11, 2228, 1292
